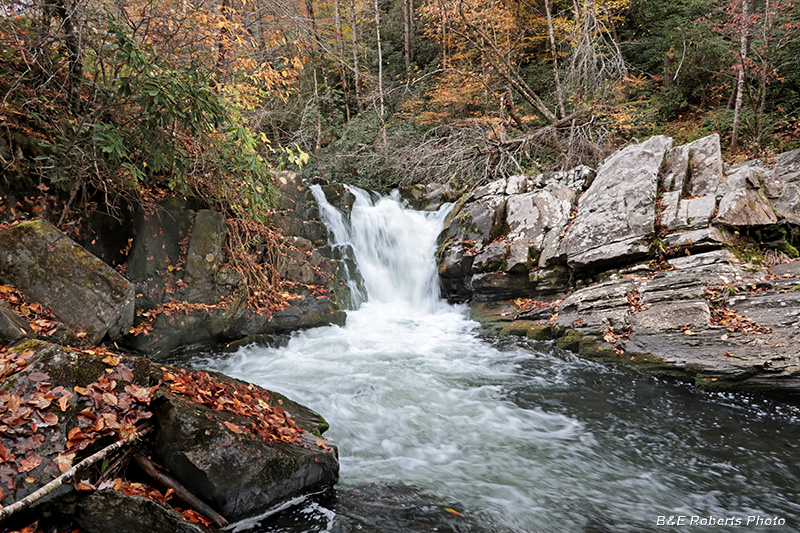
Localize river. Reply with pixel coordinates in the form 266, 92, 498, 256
186, 188, 800, 532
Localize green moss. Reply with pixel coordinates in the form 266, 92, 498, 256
526, 324, 555, 341
498, 321, 535, 337
481, 256, 508, 273
777, 242, 800, 258
555, 330, 584, 352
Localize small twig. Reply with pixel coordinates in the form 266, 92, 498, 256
0, 427, 152, 523
133, 453, 229, 528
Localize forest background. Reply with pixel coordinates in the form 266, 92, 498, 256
1, 0, 799, 219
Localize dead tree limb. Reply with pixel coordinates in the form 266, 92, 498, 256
133, 453, 229, 528
0, 427, 152, 523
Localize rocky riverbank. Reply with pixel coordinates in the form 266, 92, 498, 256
432, 134, 800, 396
0, 172, 350, 531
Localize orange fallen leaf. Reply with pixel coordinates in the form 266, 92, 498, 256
183, 509, 213, 526
222, 420, 246, 434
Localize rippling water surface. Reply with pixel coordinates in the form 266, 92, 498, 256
189, 189, 800, 532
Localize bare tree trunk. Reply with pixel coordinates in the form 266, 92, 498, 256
438, 0, 449, 66
403, 0, 413, 74
374, 0, 386, 147
731, 0, 755, 149
306, 0, 329, 90
313, 69, 323, 154
544, 0, 566, 118
54, 0, 83, 111
348, 0, 363, 112
333, 0, 352, 121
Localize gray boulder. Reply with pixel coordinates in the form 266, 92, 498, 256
0, 220, 134, 343
560, 135, 673, 271
774, 148, 800, 225
660, 134, 725, 196
505, 187, 575, 253
714, 188, 778, 227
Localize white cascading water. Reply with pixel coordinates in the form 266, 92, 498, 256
197, 189, 800, 532
310, 185, 450, 312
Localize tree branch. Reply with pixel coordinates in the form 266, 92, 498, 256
0, 427, 152, 523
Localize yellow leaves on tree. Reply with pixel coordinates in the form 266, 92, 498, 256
116, 0, 304, 109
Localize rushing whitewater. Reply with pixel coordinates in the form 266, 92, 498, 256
195, 189, 800, 532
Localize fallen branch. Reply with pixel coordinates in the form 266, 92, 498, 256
0, 427, 152, 523
133, 453, 229, 528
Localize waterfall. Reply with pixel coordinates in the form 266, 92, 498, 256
198, 187, 800, 533
310, 185, 452, 314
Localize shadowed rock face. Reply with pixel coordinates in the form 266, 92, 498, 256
0, 219, 134, 343
153, 375, 339, 522
774, 148, 800, 225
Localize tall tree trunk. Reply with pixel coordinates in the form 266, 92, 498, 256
544, 0, 566, 118
403, 0, 413, 74
54, 0, 83, 111
438, 0, 449, 66
731, 0, 755, 149
333, 0, 352, 121
313, 70, 323, 155
306, 0, 330, 88
374, 0, 386, 147
348, 0, 363, 112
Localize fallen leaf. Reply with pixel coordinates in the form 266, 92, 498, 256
182, 509, 213, 526
19, 453, 42, 472
101, 392, 118, 407
27, 371, 50, 382
444, 507, 464, 517
222, 420, 246, 434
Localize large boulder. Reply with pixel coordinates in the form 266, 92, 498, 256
126, 197, 195, 283
153, 371, 338, 521
0, 340, 339, 528
75, 491, 215, 533
714, 188, 778, 227
0, 220, 134, 343
660, 134, 725, 196
774, 148, 800, 225
559, 135, 673, 271
505, 186, 575, 259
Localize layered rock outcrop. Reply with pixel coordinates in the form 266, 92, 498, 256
438, 135, 800, 394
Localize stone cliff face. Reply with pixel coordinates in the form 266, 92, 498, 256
435, 134, 800, 395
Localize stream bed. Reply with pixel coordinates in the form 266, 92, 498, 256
186, 189, 800, 532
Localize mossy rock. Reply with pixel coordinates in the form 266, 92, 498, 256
0, 219, 135, 343
555, 330, 584, 352
496, 321, 528, 337
152, 387, 338, 521
526, 324, 555, 341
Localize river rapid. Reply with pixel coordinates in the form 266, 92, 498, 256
188, 188, 800, 532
